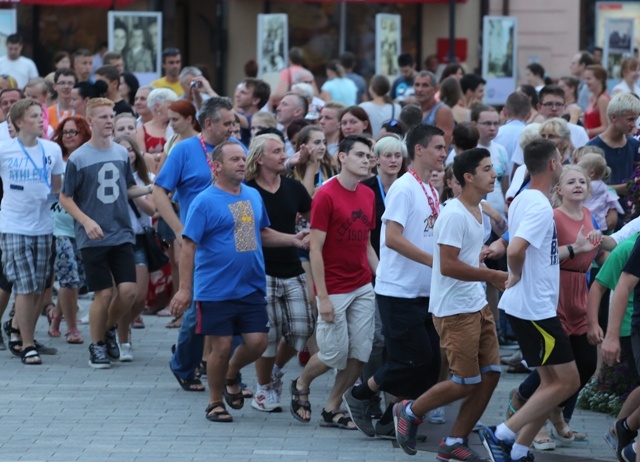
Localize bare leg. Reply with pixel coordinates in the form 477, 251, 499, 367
89, 288, 113, 343
58, 287, 79, 332
117, 267, 148, 343
325, 358, 364, 411
255, 356, 276, 386
107, 282, 136, 332
14, 293, 40, 348
275, 340, 298, 368
207, 335, 233, 404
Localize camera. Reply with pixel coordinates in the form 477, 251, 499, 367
190, 81, 199, 88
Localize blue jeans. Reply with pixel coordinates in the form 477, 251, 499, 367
170, 300, 203, 379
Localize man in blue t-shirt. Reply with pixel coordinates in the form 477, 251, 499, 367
390, 53, 417, 104
153, 97, 235, 391
169, 141, 307, 423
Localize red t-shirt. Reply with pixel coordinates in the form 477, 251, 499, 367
311, 178, 376, 295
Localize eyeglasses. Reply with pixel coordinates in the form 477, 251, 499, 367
477, 121, 500, 127
56, 81, 75, 87
62, 129, 79, 137
541, 102, 564, 108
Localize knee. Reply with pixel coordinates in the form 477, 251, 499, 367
210, 338, 233, 359
246, 334, 268, 355
94, 288, 114, 302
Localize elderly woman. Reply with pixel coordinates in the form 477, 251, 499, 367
136, 88, 178, 175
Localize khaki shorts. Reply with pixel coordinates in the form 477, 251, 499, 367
433, 305, 501, 385
316, 283, 375, 370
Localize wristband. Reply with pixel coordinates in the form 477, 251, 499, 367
567, 244, 575, 259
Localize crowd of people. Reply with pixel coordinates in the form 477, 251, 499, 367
0, 31, 640, 462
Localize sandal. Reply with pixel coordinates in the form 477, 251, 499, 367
131, 316, 145, 329
65, 329, 84, 344
290, 378, 311, 423
549, 407, 575, 445
41, 302, 55, 317
156, 307, 172, 317
205, 401, 233, 423
223, 377, 245, 410
171, 367, 205, 392
507, 388, 521, 419
4, 319, 22, 357
21, 345, 42, 365
532, 427, 556, 450
47, 309, 62, 338
165, 315, 182, 329
320, 408, 356, 430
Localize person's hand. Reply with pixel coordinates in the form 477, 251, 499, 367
504, 271, 521, 289
318, 297, 335, 323
191, 76, 216, 97
485, 240, 506, 260
587, 323, 604, 346
480, 245, 490, 262
293, 230, 310, 250
601, 335, 621, 366
587, 229, 603, 247
170, 288, 192, 317
489, 270, 508, 291
299, 144, 313, 165
573, 225, 597, 254
83, 219, 104, 240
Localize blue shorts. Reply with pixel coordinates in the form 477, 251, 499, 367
133, 238, 148, 266
195, 291, 269, 336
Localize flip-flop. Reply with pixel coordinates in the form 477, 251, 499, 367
507, 388, 520, 419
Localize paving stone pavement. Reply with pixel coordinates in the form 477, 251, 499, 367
0, 297, 618, 461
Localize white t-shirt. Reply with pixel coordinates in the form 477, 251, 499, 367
375, 172, 439, 298
498, 189, 559, 320
0, 56, 39, 89
0, 138, 64, 235
430, 198, 488, 317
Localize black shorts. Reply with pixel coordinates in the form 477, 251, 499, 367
507, 314, 574, 367
80, 243, 136, 292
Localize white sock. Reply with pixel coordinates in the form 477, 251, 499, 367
257, 383, 271, 392
445, 436, 464, 446
273, 364, 284, 376
495, 423, 516, 441
510, 443, 529, 461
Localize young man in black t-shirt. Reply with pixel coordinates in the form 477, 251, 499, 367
245, 133, 313, 412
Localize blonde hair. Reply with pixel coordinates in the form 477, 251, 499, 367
571, 145, 605, 164
540, 117, 573, 158
251, 111, 277, 129
245, 133, 284, 181
577, 153, 611, 182
518, 123, 542, 149
551, 164, 591, 207
86, 97, 115, 117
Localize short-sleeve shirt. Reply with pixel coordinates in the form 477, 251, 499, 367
587, 135, 640, 186
310, 178, 375, 295
246, 176, 311, 278
596, 234, 638, 337
498, 189, 559, 320
183, 184, 270, 302
390, 76, 415, 102
62, 142, 135, 249
375, 172, 438, 298
430, 198, 487, 317
0, 138, 64, 235
621, 236, 640, 331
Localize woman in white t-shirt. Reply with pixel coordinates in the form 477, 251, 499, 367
612, 57, 640, 98
358, 75, 401, 138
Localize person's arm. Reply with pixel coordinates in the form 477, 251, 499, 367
606, 209, 619, 232
609, 217, 640, 246
385, 220, 432, 267
127, 183, 153, 199
131, 189, 156, 216
587, 95, 610, 137
586, 280, 606, 345
481, 201, 507, 236
309, 228, 334, 323
556, 225, 598, 260
440, 244, 507, 290
169, 237, 196, 316
366, 238, 378, 275
602, 272, 639, 366
50, 174, 62, 195
505, 236, 529, 288
59, 192, 103, 240
260, 227, 309, 249
152, 185, 183, 244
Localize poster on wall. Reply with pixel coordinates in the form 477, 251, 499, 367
108, 11, 162, 86
603, 17, 634, 83
375, 14, 401, 81
257, 14, 288, 81
596, 2, 640, 54
0, 9, 17, 57
481, 16, 517, 106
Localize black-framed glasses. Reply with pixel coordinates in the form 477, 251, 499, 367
541, 102, 564, 108
62, 130, 79, 137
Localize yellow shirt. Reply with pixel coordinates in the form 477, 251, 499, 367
150, 77, 184, 97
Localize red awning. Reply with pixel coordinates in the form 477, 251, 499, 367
14, 0, 137, 7
274, 0, 466, 3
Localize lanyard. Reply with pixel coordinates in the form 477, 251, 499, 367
17, 138, 51, 190
315, 168, 323, 187
199, 134, 215, 176
376, 175, 386, 205
408, 169, 439, 219
56, 104, 74, 122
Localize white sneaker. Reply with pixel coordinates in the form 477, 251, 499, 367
428, 406, 446, 424
251, 388, 282, 412
119, 343, 133, 362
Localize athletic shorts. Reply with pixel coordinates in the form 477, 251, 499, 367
263, 274, 314, 356
507, 314, 574, 367
433, 305, 501, 385
81, 243, 136, 292
0, 233, 53, 294
196, 291, 269, 337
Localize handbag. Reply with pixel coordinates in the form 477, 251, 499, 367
129, 199, 169, 272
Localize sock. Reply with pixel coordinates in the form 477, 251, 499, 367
445, 436, 464, 446
273, 364, 284, 376
256, 383, 270, 392
379, 404, 394, 425
510, 443, 529, 461
405, 402, 418, 419
495, 423, 516, 441
352, 382, 376, 400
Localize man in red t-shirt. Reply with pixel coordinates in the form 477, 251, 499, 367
290, 135, 378, 430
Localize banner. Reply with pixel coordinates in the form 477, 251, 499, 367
481, 16, 517, 106
603, 17, 634, 83
376, 14, 401, 81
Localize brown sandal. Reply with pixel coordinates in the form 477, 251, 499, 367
205, 401, 233, 422
223, 378, 245, 410
290, 378, 311, 423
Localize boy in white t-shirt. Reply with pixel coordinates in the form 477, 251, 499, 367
480, 139, 591, 462
391, 147, 508, 460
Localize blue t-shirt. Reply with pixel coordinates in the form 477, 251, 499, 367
183, 184, 270, 302
587, 135, 640, 186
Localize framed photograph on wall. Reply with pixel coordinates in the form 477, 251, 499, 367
257, 14, 288, 78
376, 14, 401, 81
108, 11, 162, 86
0, 9, 17, 57
482, 16, 517, 105
603, 17, 634, 84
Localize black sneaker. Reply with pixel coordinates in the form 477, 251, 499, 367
342, 387, 375, 437
617, 419, 638, 462
105, 326, 120, 360
88, 343, 111, 369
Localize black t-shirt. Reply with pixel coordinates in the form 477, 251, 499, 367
114, 99, 134, 116
361, 175, 386, 258
246, 176, 312, 278
622, 237, 640, 330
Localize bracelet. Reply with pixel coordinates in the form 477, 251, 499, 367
567, 244, 575, 259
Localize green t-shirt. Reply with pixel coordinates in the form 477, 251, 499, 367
596, 234, 638, 337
